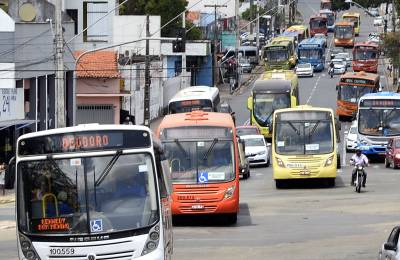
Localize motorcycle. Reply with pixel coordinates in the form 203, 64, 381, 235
353, 164, 365, 193
328, 67, 334, 78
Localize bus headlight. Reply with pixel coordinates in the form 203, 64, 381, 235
19, 233, 40, 260
224, 185, 236, 199
141, 224, 160, 256
276, 157, 285, 168
324, 155, 334, 167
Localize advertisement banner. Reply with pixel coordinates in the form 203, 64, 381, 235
0, 88, 24, 122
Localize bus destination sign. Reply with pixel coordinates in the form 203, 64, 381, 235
267, 46, 286, 51
340, 78, 373, 85
360, 99, 400, 107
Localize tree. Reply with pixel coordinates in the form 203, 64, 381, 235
186, 21, 202, 40
119, 0, 188, 37
382, 32, 400, 89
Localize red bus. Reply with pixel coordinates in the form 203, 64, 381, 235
157, 111, 240, 224
352, 41, 379, 73
310, 15, 328, 36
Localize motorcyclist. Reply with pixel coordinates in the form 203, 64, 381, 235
350, 149, 369, 187
329, 61, 334, 78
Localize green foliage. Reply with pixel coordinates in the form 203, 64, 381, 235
332, 0, 350, 11
242, 5, 265, 21
382, 32, 400, 67
186, 21, 202, 40
119, 0, 188, 37
333, 0, 387, 11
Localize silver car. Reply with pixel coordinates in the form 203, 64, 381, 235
331, 58, 347, 74
379, 225, 400, 260
335, 52, 351, 67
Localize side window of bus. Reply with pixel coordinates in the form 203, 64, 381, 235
155, 151, 172, 198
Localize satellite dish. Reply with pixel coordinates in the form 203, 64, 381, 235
19, 3, 37, 22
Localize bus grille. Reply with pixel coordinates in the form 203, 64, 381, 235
175, 186, 220, 194
48, 249, 135, 260
286, 156, 324, 164
179, 205, 217, 213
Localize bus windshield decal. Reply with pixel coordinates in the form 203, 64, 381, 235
33, 217, 72, 232
18, 130, 151, 155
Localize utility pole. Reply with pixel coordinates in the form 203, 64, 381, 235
182, 12, 186, 88
235, 0, 240, 92
55, 0, 65, 128
250, 0, 254, 34
205, 4, 227, 87
143, 15, 150, 127
256, 4, 260, 51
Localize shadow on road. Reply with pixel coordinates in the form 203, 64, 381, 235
277, 177, 347, 189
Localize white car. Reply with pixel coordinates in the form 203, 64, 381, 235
335, 52, 351, 67
331, 58, 347, 74
296, 63, 314, 77
241, 135, 270, 167
378, 225, 400, 260
314, 33, 327, 47
345, 122, 358, 151
374, 16, 384, 26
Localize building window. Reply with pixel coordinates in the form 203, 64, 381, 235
83, 2, 108, 42
66, 9, 78, 35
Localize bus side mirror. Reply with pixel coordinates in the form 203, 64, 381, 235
4, 157, 15, 190
247, 96, 253, 110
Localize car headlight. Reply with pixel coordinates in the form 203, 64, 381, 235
395, 154, 400, 159
224, 185, 236, 199
141, 225, 161, 256
276, 157, 285, 168
324, 155, 334, 167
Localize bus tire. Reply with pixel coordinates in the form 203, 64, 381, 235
225, 213, 237, 225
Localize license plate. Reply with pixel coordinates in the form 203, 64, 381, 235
191, 205, 204, 210
50, 248, 75, 256
286, 163, 304, 168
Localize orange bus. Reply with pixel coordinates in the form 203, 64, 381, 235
336, 71, 380, 120
320, 0, 332, 10
310, 15, 328, 36
352, 41, 379, 73
334, 21, 354, 47
157, 111, 239, 223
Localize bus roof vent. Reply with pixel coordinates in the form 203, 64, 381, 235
185, 110, 209, 121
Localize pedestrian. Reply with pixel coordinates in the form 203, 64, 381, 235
123, 116, 133, 125
0, 162, 6, 196
387, 64, 392, 77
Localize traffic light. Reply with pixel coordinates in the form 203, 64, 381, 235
172, 27, 186, 53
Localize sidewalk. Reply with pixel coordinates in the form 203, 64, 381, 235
0, 189, 14, 205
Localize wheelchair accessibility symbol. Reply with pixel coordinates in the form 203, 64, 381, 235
90, 219, 103, 233
198, 172, 208, 183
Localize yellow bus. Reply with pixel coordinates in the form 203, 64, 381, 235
286, 25, 310, 43
264, 36, 297, 70
342, 12, 360, 36
272, 106, 340, 188
247, 70, 299, 140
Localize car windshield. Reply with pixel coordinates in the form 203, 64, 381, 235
275, 120, 334, 155
354, 49, 378, 60
339, 85, 374, 102
359, 109, 400, 136
169, 99, 213, 114
333, 59, 344, 65
163, 140, 235, 184
243, 137, 265, 147
266, 49, 289, 62
253, 93, 290, 126
237, 128, 259, 136
17, 153, 158, 235
332, 48, 344, 54
335, 26, 353, 38
310, 19, 327, 29
299, 49, 321, 60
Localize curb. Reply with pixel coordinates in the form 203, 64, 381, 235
0, 196, 15, 205
0, 221, 16, 230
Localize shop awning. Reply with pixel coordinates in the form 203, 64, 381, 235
0, 119, 37, 131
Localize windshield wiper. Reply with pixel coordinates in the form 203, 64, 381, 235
203, 138, 219, 160
174, 139, 190, 160
95, 150, 122, 187
287, 122, 301, 136
46, 155, 74, 187
308, 120, 321, 138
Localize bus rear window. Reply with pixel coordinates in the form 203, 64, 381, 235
168, 99, 213, 114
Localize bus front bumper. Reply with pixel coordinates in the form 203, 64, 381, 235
273, 157, 337, 180
352, 63, 378, 73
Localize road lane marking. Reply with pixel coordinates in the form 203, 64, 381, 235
306, 75, 321, 104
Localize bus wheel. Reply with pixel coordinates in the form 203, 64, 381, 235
225, 213, 237, 225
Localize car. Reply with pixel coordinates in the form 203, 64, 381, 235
236, 125, 261, 136
295, 63, 314, 77
241, 135, 270, 167
378, 225, 400, 260
385, 137, 400, 169
331, 58, 347, 74
330, 47, 345, 60
238, 138, 250, 179
313, 33, 327, 47
345, 122, 357, 152
374, 16, 384, 26
335, 52, 351, 67
239, 57, 252, 73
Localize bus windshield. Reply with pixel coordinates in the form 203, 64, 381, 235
359, 109, 400, 136
354, 49, 377, 60
254, 93, 290, 126
339, 85, 374, 102
169, 99, 213, 114
275, 117, 333, 155
266, 49, 289, 62
18, 153, 158, 235
163, 140, 235, 184
335, 26, 353, 38
310, 19, 326, 28
299, 49, 321, 59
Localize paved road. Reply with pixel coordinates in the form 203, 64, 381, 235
1, 1, 399, 260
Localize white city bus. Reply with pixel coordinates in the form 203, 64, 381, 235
13, 124, 173, 260
167, 86, 220, 114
